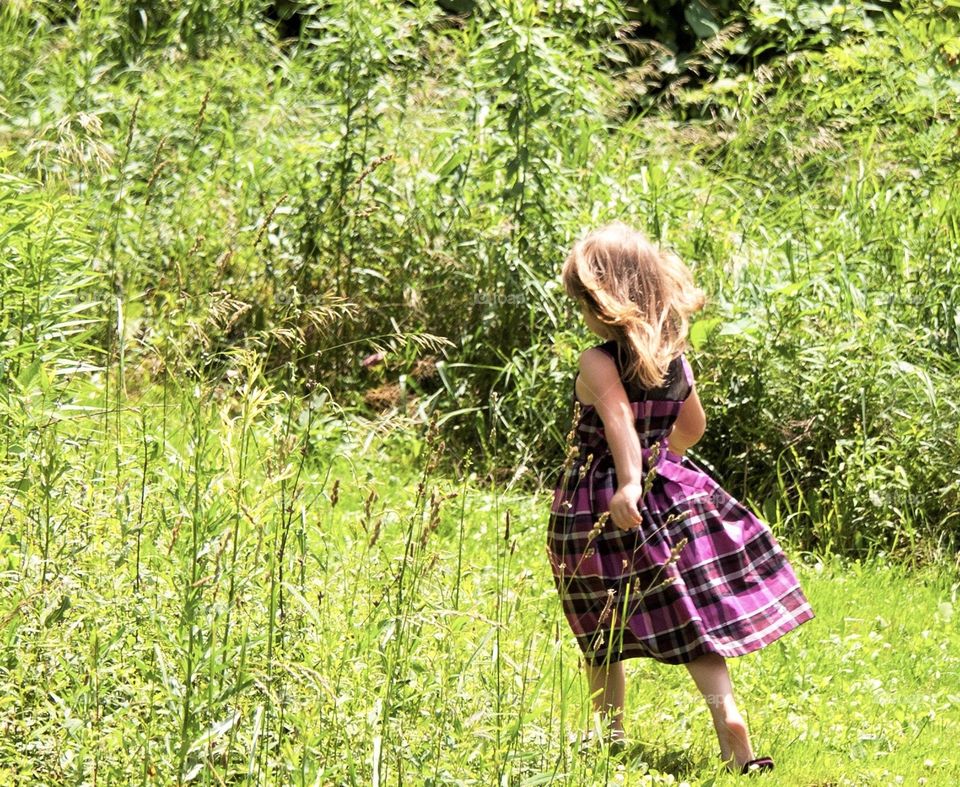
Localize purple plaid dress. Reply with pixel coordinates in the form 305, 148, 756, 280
546, 340, 815, 666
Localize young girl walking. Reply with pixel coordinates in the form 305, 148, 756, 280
546, 221, 815, 775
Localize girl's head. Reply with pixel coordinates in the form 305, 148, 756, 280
561, 221, 705, 388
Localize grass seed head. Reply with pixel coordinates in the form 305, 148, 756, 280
597, 588, 616, 625
368, 517, 382, 547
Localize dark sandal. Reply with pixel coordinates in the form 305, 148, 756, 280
740, 757, 775, 775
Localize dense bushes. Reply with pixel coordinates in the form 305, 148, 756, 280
1, 0, 958, 561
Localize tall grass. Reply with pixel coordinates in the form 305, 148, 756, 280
1, 1, 960, 779
3, 0, 958, 554
3, 358, 958, 781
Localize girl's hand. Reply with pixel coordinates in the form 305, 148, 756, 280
609, 481, 644, 531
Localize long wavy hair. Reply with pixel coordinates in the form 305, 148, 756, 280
561, 221, 706, 388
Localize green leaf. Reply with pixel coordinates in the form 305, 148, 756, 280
718, 317, 761, 341
42, 595, 71, 628
689, 317, 722, 350
685, 0, 720, 39
17, 359, 42, 388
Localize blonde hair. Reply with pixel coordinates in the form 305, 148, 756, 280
561, 221, 706, 388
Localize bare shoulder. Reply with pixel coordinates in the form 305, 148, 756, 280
576, 348, 621, 407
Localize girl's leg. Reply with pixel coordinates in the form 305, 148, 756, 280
583, 658, 626, 740
684, 652, 755, 769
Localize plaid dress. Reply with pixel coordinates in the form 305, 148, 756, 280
546, 340, 815, 666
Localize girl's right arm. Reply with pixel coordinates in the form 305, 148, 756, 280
577, 348, 646, 531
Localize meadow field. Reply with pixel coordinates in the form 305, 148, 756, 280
2, 0, 959, 784
3, 390, 958, 784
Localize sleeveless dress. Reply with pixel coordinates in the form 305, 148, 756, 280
546, 340, 815, 666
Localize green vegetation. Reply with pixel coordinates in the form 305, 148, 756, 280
3, 0, 957, 557
3, 393, 958, 782
2, 0, 959, 782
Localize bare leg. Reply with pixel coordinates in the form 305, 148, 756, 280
684, 652, 755, 770
583, 658, 626, 742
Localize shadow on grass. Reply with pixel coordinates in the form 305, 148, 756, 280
587, 738, 713, 778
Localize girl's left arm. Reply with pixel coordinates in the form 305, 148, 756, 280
668, 387, 706, 456
577, 349, 645, 531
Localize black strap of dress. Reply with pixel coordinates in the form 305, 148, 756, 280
595, 339, 692, 402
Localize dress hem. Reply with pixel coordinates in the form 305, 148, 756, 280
577, 606, 816, 668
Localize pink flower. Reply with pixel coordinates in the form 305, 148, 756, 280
362, 351, 385, 368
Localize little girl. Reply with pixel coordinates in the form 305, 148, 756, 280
546, 222, 815, 775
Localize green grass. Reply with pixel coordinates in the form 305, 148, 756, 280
2, 384, 957, 783
3, 1, 960, 783
4, 0, 959, 557
0, 0, 960, 562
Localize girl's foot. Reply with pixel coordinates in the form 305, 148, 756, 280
712, 710, 756, 771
